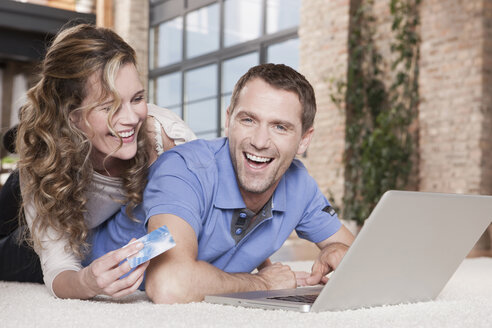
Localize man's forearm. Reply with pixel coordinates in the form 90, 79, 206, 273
145, 214, 296, 304
145, 257, 294, 304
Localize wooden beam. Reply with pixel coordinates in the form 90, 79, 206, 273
96, 0, 113, 28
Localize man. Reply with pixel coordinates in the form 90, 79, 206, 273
89, 63, 354, 303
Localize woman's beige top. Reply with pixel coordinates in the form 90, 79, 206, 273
23, 104, 196, 296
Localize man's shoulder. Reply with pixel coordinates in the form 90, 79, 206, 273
282, 158, 318, 189
286, 158, 309, 177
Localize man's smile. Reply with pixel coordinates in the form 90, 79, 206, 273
244, 152, 273, 169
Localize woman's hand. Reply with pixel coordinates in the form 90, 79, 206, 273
80, 239, 149, 298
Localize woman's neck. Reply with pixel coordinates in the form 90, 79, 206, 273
91, 154, 127, 177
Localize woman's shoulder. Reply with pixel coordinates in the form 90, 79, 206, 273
146, 103, 196, 145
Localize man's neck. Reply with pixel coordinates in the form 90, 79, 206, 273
240, 184, 277, 214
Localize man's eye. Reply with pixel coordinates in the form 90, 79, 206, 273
241, 118, 253, 123
275, 124, 287, 131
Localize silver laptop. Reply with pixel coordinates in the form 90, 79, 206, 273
205, 190, 492, 312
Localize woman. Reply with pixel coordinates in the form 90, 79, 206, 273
0, 23, 195, 299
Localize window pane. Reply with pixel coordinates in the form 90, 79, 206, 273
149, 28, 155, 70
196, 131, 219, 139
154, 16, 183, 68
220, 94, 231, 136
266, 0, 300, 34
184, 64, 218, 138
186, 3, 220, 58
167, 105, 182, 117
222, 52, 259, 94
224, 0, 262, 47
221, 52, 259, 129
156, 72, 182, 116
185, 64, 217, 102
267, 38, 299, 70
185, 99, 218, 137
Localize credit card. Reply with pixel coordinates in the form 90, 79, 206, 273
126, 225, 176, 268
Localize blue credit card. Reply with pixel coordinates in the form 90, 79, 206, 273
126, 225, 176, 268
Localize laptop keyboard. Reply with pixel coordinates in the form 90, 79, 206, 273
267, 294, 319, 304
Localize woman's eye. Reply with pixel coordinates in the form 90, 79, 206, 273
133, 96, 144, 102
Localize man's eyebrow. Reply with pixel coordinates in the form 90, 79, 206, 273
237, 110, 296, 129
272, 119, 295, 129
236, 110, 257, 119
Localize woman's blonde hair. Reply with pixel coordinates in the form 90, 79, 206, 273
16, 23, 150, 257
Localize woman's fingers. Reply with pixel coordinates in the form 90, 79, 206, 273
86, 240, 145, 295
96, 241, 143, 273
104, 261, 150, 298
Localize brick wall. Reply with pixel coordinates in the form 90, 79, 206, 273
482, 0, 492, 195
299, 0, 350, 208
419, 0, 485, 194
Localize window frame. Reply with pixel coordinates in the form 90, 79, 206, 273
149, 0, 298, 138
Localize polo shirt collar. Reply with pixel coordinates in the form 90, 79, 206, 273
271, 173, 287, 212
214, 138, 288, 213
214, 139, 246, 209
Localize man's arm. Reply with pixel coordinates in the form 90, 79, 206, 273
145, 214, 297, 304
303, 225, 355, 285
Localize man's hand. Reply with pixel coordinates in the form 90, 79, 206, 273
257, 258, 272, 271
306, 242, 350, 285
256, 262, 296, 290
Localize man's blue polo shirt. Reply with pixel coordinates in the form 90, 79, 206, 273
87, 138, 341, 275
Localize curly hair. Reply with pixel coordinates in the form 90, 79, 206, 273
16, 24, 150, 258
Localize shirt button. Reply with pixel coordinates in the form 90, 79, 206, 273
239, 212, 247, 219
235, 228, 243, 235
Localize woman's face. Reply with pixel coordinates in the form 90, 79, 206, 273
73, 63, 148, 172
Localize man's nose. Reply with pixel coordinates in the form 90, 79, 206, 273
250, 125, 270, 149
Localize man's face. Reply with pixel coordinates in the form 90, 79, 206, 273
226, 78, 313, 198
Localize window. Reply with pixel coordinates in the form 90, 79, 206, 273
155, 71, 182, 116
149, 0, 300, 139
266, 0, 300, 34
267, 38, 299, 70
150, 16, 183, 69
184, 64, 218, 139
186, 3, 220, 58
221, 52, 259, 133
224, 0, 262, 47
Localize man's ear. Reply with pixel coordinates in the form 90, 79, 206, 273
297, 127, 314, 155
225, 106, 231, 137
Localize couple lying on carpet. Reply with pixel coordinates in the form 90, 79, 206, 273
0, 23, 354, 303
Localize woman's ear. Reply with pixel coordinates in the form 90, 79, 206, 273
68, 110, 81, 127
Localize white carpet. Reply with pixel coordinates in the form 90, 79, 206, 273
1, 258, 492, 328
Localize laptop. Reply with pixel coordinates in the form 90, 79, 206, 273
205, 190, 492, 312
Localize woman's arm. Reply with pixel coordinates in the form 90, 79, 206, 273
52, 242, 148, 299
22, 178, 147, 299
